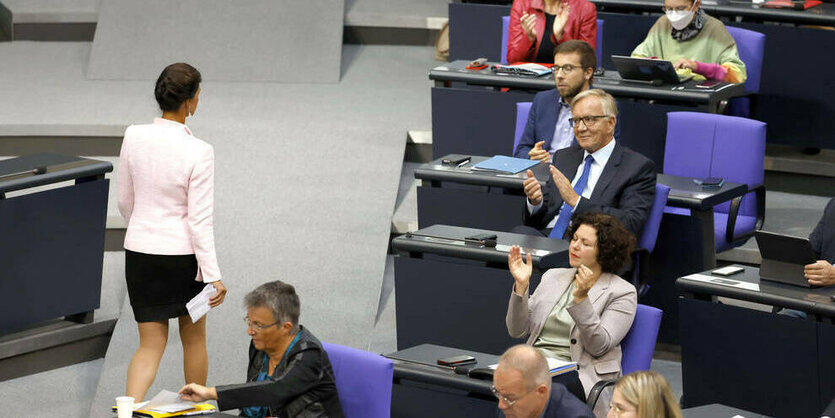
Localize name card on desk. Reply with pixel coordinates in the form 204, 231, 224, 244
684, 273, 760, 292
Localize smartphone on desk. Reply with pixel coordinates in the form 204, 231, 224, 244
695, 80, 722, 89
438, 355, 477, 367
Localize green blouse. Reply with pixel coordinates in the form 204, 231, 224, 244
533, 280, 576, 361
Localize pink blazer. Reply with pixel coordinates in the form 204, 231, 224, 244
118, 117, 221, 283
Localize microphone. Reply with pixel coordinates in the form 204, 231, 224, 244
0, 166, 47, 181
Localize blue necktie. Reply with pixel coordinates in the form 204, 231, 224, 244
549, 155, 594, 239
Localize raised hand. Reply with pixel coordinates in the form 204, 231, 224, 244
508, 245, 533, 295
549, 165, 579, 207
523, 169, 543, 205
521, 12, 538, 43
553, 3, 571, 40
573, 264, 598, 302
528, 141, 552, 163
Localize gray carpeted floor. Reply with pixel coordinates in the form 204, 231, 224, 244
0, 40, 436, 416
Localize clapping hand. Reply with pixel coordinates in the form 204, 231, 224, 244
553, 4, 571, 40
549, 165, 579, 208
508, 245, 533, 295
523, 169, 543, 206
521, 12, 538, 42
528, 141, 552, 163
572, 264, 597, 303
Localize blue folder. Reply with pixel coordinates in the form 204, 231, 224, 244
472, 155, 538, 174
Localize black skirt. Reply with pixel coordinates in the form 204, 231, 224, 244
125, 250, 206, 322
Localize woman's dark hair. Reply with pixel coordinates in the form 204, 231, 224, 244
154, 63, 202, 112
567, 212, 636, 274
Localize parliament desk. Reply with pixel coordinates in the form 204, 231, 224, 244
683, 404, 769, 418
449, 1, 835, 149
677, 266, 835, 417
0, 153, 112, 335
430, 60, 744, 168
387, 343, 584, 418
414, 156, 748, 344
391, 224, 569, 355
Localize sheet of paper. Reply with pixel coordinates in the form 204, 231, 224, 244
186, 284, 217, 323
546, 357, 576, 370
144, 390, 197, 413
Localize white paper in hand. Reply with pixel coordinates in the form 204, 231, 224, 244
144, 389, 197, 413
186, 284, 217, 323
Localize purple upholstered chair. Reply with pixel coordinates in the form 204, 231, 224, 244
322, 342, 394, 418
586, 304, 662, 412
501, 16, 510, 65
501, 17, 604, 65
512, 101, 533, 155
629, 183, 670, 295
620, 304, 663, 375
662, 112, 766, 253
725, 26, 765, 118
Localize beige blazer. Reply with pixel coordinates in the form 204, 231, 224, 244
506, 268, 637, 396
118, 118, 221, 282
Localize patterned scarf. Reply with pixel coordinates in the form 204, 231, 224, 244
671, 9, 707, 42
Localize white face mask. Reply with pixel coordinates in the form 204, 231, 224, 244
666, 9, 694, 30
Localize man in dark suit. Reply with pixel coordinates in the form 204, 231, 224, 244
806, 197, 835, 286
493, 345, 593, 418
522, 89, 656, 239
513, 40, 620, 163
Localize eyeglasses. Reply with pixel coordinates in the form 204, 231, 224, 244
661, 5, 693, 12
568, 115, 611, 128
552, 64, 583, 75
243, 316, 279, 332
491, 386, 534, 407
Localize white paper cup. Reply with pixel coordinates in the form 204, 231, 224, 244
115, 396, 134, 418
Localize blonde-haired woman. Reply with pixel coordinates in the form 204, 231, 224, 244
608, 371, 682, 418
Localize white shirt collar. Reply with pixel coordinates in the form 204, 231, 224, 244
583, 137, 616, 165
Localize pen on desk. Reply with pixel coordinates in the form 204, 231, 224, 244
457, 158, 471, 168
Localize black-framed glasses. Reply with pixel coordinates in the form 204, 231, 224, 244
568, 115, 611, 128
491, 385, 535, 407
243, 316, 279, 332
552, 64, 583, 75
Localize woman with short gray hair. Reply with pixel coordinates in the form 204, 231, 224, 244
179, 281, 344, 417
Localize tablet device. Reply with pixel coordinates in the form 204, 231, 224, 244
755, 230, 817, 288
610, 55, 693, 85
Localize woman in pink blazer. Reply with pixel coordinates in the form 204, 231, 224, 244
118, 63, 227, 401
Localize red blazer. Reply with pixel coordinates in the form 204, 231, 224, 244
507, 0, 598, 64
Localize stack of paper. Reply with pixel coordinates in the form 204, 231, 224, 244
546, 358, 578, 376
112, 390, 217, 417
186, 284, 217, 323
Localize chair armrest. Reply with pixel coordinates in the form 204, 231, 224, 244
586, 379, 617, 409
724, 184, 766, 245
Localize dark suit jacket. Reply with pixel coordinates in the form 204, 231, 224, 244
498, 383, 593, 418
810, 197, 835, 263
524, 142, 656, 238
513, 88, 622, 160
216, 326, 344, 418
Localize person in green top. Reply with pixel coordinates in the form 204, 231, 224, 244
631, 0, 747, 83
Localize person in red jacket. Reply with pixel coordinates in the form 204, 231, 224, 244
507, 0, 598, 64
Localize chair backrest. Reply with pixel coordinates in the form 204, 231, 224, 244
638, 183, 670, 254
620, 304, 663, 375
596, 19, 604, 66
512, 102, 533, 155
322, 342, 394, 418
501, 16, 510, 65
725, 26, 765, 94
662, 112, 765, 217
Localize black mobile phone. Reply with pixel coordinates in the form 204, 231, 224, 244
442, 155, 471, 166
695, 80, 722, 88
464, 233, 498, 247
438, 355, 477, 367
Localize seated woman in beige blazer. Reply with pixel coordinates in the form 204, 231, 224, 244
507, 212, 637, 397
